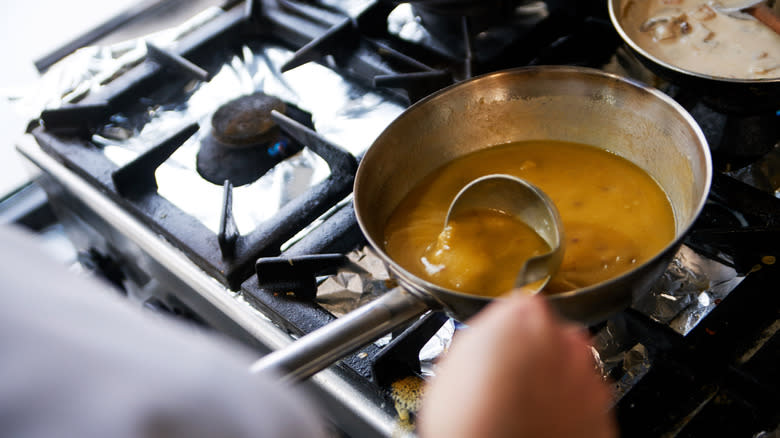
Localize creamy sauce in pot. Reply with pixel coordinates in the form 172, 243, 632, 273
383, 140, 676, 298
620, 0, 780, 79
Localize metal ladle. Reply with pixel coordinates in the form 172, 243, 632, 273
445, 174, 565, 291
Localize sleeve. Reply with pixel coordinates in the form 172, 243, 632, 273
0, 225, 329, 438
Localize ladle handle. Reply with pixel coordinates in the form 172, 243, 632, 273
249, 287, 431, 382
750, 4, 780, 35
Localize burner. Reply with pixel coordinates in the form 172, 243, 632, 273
409, 0, 547, 63
211, 92, 286, 145
387, 0, 584, 71
196, 92, 311, 186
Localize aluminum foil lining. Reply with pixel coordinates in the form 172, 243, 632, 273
25, 5, 404, 236
316, 246, 396, 318
633, 245, 743, 335
590, 248, 745, 401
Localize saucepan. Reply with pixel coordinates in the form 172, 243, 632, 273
252, 66, 712, 381
608, 0, 780, 113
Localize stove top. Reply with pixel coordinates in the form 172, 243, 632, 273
15, 0, 780, 436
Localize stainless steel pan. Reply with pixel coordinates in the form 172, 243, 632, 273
252, 66, 712, 381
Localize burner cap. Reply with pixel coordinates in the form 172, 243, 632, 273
196, 134, 295, 186
197, 95, 312, 187
211, 92, 287, 146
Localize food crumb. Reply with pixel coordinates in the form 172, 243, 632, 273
390, 376, 426, 431
519, 160, 537, 171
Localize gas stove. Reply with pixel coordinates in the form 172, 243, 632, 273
14, 0, 780, 436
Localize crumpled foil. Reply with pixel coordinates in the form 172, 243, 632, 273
590, 245, 745, 402
316, 246, 395, 318
633, 245, 743, 335
314, 244, 457, 369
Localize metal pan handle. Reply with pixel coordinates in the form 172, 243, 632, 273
249, 287, 431, 382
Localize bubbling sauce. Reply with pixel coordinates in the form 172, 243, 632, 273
620, 0, 780, 79
383, 140, 676, 298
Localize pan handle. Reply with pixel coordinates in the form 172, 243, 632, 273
249, 287, 431, 382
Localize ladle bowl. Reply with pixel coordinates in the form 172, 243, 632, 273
445, 174, 564, 289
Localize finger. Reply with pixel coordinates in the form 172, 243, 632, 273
561, 321, 591, 342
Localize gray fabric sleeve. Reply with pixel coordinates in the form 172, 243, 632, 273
0, 225, 329, 438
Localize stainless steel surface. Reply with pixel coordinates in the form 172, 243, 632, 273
444, 174, 564, 288
15, 135, 405, 438
355, 66, 712, 325
608, 0, 780, 113
250, 287, 430, 381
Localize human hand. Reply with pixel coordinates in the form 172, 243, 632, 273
418, 294, 616, 438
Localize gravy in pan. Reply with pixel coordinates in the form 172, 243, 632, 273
620, 0, 780, 79
415, 208, 551, 295
383, 140, 676, 298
